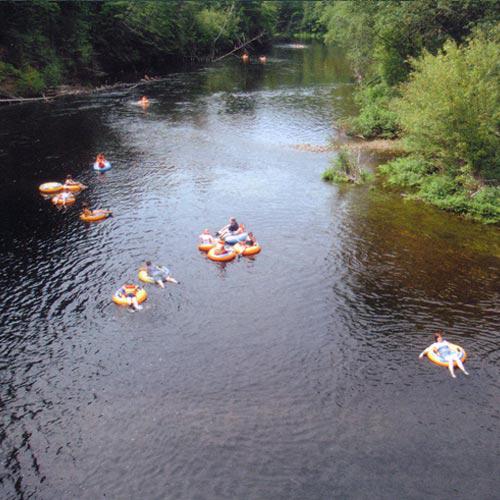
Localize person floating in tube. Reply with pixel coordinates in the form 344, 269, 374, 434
213, 239, 228, 256
143, 261, 179, 288
199, 229, 215, 246
120, 284, 143, 311
217, 217, 239, 238
419, 331, 469, 378
95, 152, 107, 169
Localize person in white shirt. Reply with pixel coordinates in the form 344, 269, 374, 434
419, 332, 469, 378
199, 229, 215, 245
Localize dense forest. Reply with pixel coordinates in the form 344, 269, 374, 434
1, 0, 498, 222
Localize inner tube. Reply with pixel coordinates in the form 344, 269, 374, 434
242, 243, 261, 256
64, 183, 84, 192
112, 285, 147, 306
51, 193, 76, 205
234, 242, 261, 256
80, 210, 111, 222
198, 243, 215, 252
207, 247, 236, 262
427, 343, 467, 367
39, 182, 63, 194
224, 232, 248, 245
93, 161, 112, 172
138, 266, 170, 285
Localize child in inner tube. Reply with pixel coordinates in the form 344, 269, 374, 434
120, 284, 143, 311
244, 232, 257, 246
213, 239, 229, 255
419, 331, 469, 378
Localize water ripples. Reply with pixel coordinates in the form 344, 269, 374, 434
0, 44, 499, 499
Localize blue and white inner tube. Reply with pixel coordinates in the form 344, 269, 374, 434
225, 232, 248, 245
93, 160, 112, 172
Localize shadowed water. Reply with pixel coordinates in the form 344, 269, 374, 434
0, 44, 498, 499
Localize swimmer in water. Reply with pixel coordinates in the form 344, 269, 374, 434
419, 331, 469, 378
139, 96, 149, 107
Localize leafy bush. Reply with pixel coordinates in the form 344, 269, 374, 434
323, 148, 372, 185
42, 60, 62, 87
344, 82, 400, 139
16, 66, 45, 95
379, 157, 500, 223
378, 157, 434, 188
397, 29, 500, 181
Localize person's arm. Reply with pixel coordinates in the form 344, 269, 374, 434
419, 345, 432, 359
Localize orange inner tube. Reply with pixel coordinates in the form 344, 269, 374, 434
207, 247, 236, 262
80, 211, 110, 222
198, 243, 215, 252
39, 182, 63, 194
243, 243, 261, 256
64, 183, 84, 192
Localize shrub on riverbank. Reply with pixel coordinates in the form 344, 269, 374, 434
322, 148, 372, 185
379, 159, 500, 224
377, 29, 500, 224
342, 82, 400, 139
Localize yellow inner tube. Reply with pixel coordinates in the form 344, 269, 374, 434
207, 247, 236, 262
198, 243, 215, 252
427, 343, 467, 367
112, 286, 147, 306
80, 211, 110, 222
39, 182, 63, 194
138, 270, 155, 284
52, 193, 75, 205
64, 183, 84, 192
234, 242, 261, 256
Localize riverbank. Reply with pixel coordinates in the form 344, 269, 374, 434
300, 137, 498, 225
0, 76, 165, 104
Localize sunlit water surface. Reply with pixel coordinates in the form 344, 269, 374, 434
0, 44, 498, 499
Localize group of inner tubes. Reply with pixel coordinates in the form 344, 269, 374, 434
40, 127, 466, 377
241, 52, 267, 64
198, 217, 261, 262
113, 261, 179, 311
39, 153, 114, 221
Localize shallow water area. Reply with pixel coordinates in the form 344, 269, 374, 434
0, 44, 498, 499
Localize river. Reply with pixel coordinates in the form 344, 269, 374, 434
0, 43, 498, 499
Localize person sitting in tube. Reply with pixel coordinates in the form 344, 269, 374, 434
120, 284, 143, 311
81, 202, 112, 218
81, 202, 92, 217
144, 261, 179, 288
199, 229, 215, 245
58, 190, 73, 206
244, 231, 257, 246
64, 174, 86, 189
419, 331, 469, 378
213, 239, 228, 255
95, 152, 107, 169
218, 217, 239, 238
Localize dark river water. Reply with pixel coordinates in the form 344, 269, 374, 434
0, 44, 498, 499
